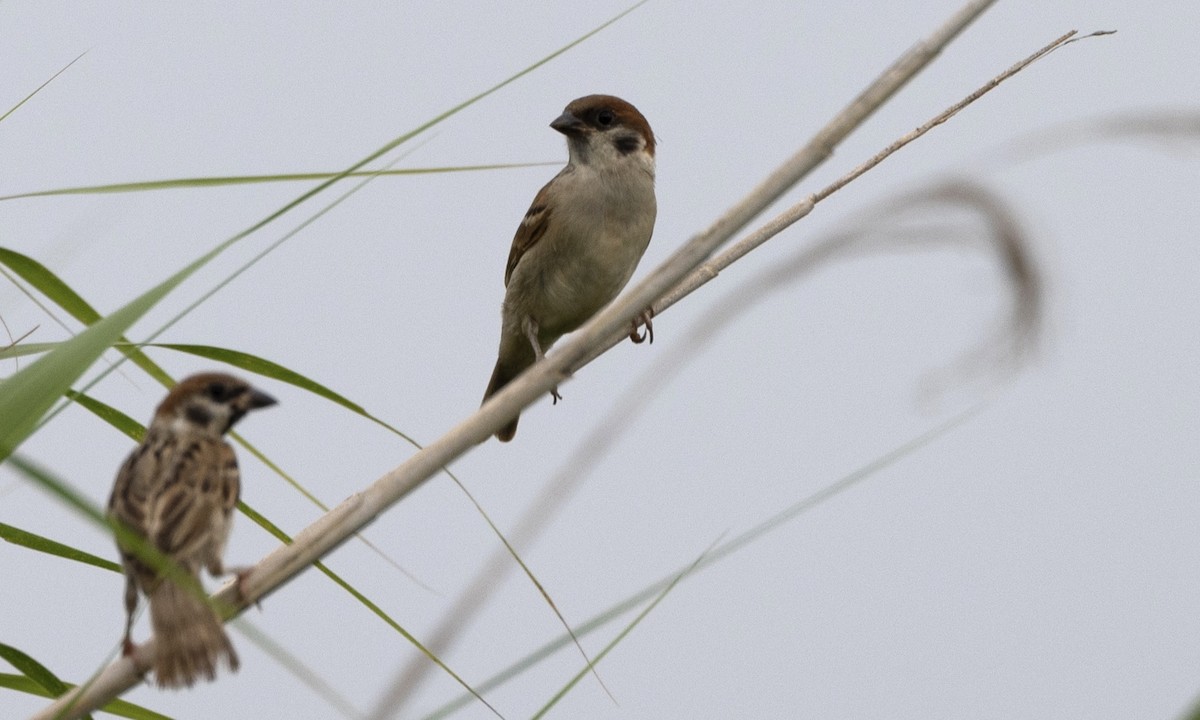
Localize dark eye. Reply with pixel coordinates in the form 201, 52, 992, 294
206, 382, 230, 402
596, 109, 616, 127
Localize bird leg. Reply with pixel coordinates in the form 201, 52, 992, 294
522, 316, 546, 363
522, 316, 563, 403
629, 307, 655, 344
121, 573, 138, 657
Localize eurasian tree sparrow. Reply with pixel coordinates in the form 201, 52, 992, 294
482, 94, 657, 442
107, 372, 276, 688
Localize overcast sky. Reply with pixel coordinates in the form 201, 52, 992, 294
3, 2, 1199, 719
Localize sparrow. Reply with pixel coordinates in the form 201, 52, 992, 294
482, 94, 658, 442
107, 372, 276, 689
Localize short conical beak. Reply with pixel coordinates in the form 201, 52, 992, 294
247, 389, 277, 411
550, 111, 585, 135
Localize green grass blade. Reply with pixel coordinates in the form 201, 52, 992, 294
146, 342, 425, 444
0, 644, 99, 720
0, 341, 58, 360
0, 239, 227, 461
150, 343, 370, 414
0, 51, 87, 124
0, 673, 171, 720
0, 163, 555, 201
0, 246, 173, 385
530, 539, 718, 720
66, 390, 144, 442
0, 643, 70, 696
234, 500, 499, 717
419, 408, 981, 719
0, 294, 160, 461
0, 522, 120, 574
228, 622, 362, 719
1180, 693, 1200, 720
0, 248, 102, 324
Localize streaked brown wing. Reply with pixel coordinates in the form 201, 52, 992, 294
149, 437, 238, 566
108, 452, 149, 535
109, 431, 178, 542
110, 433, 176, 587
504, 179, 555, 286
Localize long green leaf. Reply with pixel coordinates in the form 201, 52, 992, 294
1180, 693, 1200, 720
146, 343, 425, 444
0, 163, 554, 201
0, 523, 120, 573
0, 267, 186, 461
419, 408, 982, 719
0, 643, 69, 696
0, 248, 102, 324
234, 502, 499, 715
0, 644, 96, 720
0, 341, 57, 360
150, 343, 369, 414
0, 673, 170, 720
66, 391, 144, 442
530, 539, 718, 719
0, 51, 88, 124
232, 503, 421, 643
0, 247, 172, 385
228, 622, 361, 719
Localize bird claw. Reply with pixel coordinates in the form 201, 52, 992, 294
225, 566, 261, 610
629, 308, 655, 344
121, 637, 151, 682
550, 386, 563, 404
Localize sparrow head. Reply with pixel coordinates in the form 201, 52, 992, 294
154, 372, 277, 436
551, 94, 655, 167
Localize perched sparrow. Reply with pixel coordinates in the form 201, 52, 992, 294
482, 94, 657, 442
107, 372, 276, 689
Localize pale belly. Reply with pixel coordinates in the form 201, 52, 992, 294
504, 222, 653, 340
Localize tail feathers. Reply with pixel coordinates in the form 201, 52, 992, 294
483, 359, 520, 442
149, 578, 238, 689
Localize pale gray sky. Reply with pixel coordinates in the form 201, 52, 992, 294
2, 2, 1199, 719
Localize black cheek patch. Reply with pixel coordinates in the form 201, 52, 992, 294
185, 404, 213, 426
614, 134, 642, 155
